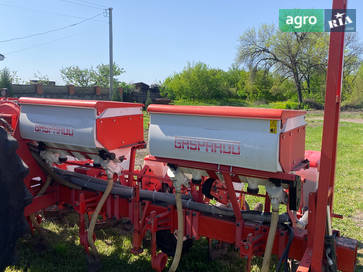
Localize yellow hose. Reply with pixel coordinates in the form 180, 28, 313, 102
87, 174, 114, 258
261, 208, 279, 272
168, 191, 184, 272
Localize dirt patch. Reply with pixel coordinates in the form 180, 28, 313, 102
306, 117, 363, 124
135, 131, 149, 168
340, 118, 363, 124
307, 110, 363, 122
352, 211, 363, 228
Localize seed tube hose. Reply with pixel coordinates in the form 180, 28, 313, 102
87, 171, 114, 258
168, 190, 183, 272
261, 207, 279, 272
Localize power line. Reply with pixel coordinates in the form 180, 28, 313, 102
0, 2, 107, 23
58, 0, 105, 10
69, 0, 107, 9
0, 13, 103, 43
5, 34, 79, 55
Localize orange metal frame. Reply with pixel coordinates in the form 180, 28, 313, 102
299, 0, 351, 271
0, 0, 358, 270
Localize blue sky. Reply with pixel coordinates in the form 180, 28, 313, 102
0, 0, 362, 85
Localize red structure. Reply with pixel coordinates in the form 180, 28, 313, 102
0, 0, 358, 271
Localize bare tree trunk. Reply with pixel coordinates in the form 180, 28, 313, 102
296, 84, 303, 108
306, 75, 311, 94
293, 70, 303, 107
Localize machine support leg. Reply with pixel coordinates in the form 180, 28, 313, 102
222, 173, 242, 221
311, 0, 347, 270
222, 173, 243, 248
297, 248, 313, 272
79, 192, 88, 252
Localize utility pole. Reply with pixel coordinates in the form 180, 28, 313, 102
108, 7, 113, 100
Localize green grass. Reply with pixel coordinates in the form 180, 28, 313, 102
5, 114, 363, 272
305, 121, 363, 241
143, 111, 150, 128
172, 98, 248, 107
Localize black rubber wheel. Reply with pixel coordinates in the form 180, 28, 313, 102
0, 127, 31, 271
156, 230, 193, 257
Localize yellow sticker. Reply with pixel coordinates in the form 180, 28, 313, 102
270, 120, 277, 134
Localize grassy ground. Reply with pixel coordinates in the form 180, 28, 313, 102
171, 98, 248, 107
306, 110, 363, 120
5, 111, 363, 272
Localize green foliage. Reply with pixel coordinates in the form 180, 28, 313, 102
0, 68, 14, 96
161, 62, 230, 100
172, 98, 247, 107
91, 63, 125, 88
343, 63, 363, 108
112, 89, 122, 101
161, 62, 288, 104
303, 72, 326, 104
243, 70, 277, 102
32, 71, 50, 84
144, 90, 152, 109
112, 82, 134, 101
160, 28, 361, 108
118, 81, 135, 95
60, 66, 92, 87
60, 63, 125, 88
236, 25, 362, 106
221, 65, 248, 98
269, 100, 299, 109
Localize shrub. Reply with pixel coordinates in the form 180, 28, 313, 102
269, 100, 300, 109
144, 90, 153, 109
303, 99, 323, 110
0, 68, 13, 96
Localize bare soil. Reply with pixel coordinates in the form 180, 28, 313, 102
352, 211, 363, 228
307, 117, 363, 124
135, 131, 149, 168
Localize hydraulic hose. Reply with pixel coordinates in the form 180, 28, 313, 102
168, 191, 183, 272
276, 224, 294, 272
30, 175, 52, 228
30, 149, 81, 190
261, 207, 279, 272
87, 172, 114, 258
53, 167, 291, 224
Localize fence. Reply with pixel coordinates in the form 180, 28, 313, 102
9, 84, 168, 105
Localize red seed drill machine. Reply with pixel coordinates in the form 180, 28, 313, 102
0, 0, 358, 271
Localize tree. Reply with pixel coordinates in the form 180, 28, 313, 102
236, 25, 362, 106
60, 66, 92, 87
345, 63, 363, 108
144, 90, 152, 109
244, 69, 275, 102
0, 68, 14, 96
60, 63, 125, 88
90, 64, 125, 88
161, 62, 230, 100
223, 65, 249, 98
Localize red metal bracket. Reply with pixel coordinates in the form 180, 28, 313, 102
311, 0, 348, 270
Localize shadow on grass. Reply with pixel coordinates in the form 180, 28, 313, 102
7, 211, 284, 272
7, 213, 151, 272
